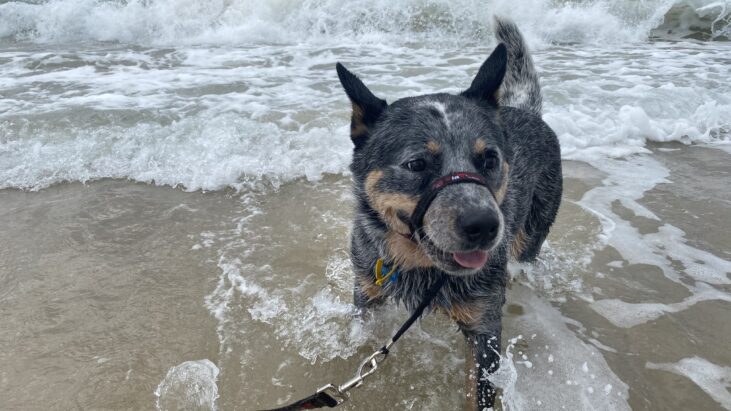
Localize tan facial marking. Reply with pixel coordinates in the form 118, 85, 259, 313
364, 171, 435, 269
511, 227, 527, 259
494, 162, 510, 204
385, 231, 434, 270
474, 138, 487, 154
365, 170, 417, 234
426, 140, 441, 154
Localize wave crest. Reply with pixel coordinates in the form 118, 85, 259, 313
1, 0, 729, 46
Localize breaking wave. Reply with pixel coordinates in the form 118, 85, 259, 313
1, 0, 730, 46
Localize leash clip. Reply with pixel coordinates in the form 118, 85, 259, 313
340, 348, 387, 392
316, 348, 388, 406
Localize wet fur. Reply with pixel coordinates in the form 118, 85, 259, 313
339, 17, 562, 410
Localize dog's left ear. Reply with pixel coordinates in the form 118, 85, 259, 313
461, 43, 507, 106
336, 63, 388, 150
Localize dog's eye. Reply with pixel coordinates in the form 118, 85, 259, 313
403, 159, 427, 172
480, 152, 499, 171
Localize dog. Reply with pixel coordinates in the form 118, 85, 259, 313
336, 17, 562, 410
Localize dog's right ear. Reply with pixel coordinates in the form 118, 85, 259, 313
461, 43, 507, 106
336, 63, 387, 149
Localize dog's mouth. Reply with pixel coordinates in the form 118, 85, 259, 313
452, 250, 490, 269
416, 233, 491, 274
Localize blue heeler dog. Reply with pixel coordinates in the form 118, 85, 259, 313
336, 18, 562, 409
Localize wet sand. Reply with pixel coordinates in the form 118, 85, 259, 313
0, 144, 729, 410
0, 181, 227, 409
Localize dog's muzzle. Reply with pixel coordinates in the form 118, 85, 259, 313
405, 171, 499, 271
407, 171, 490, 238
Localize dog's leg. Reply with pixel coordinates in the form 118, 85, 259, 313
463, 325, 502, 410
456, 289, 505, 411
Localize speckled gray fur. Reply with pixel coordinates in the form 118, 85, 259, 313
338, 17, 562, 409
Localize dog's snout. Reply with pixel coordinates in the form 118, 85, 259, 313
458, 209, 499, 245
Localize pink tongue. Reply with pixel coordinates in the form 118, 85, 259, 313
452, 250, 489, 269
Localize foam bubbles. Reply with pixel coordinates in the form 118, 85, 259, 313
592, 285, 731, 328
647, 357, 731, 409
154, 359, 220, 411
1, 0, 730, 46
491, 286, 630, 410
541, 43, 731, 162
0, 112, 352, 191
2, 40, 730, 192
576, 155, 731, 327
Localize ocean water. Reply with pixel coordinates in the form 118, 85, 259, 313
1, 0, 730, 410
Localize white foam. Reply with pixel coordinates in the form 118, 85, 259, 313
577, 155, 731, 327
489, 285, 630, 411
592, 284, 731, 328
1, 24, 730, 192
581, 155, 726, 278
2, 0, 729, 46
0, 113, 352, 191
200, 193, 377, 364
647, 357, 731, 409
705, 140, 731, 154
543, 65, 731, 162
154, 359, 220, 411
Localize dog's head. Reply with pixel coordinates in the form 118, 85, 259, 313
338, 44, 511, 276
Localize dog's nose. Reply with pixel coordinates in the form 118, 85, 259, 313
458, 210, 499, 245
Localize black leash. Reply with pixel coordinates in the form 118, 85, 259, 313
378, 275, 448, 355
259, 275, 447, 411
259, 171, 488, 410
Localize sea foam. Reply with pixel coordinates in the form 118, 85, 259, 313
1, 40, 729, 192
1, 0, 730, 46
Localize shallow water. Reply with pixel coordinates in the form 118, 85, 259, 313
2, 0, 731, 410
1, 148, 730, 410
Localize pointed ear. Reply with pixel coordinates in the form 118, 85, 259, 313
461, 43, 507, 106
336, 62, 387, 149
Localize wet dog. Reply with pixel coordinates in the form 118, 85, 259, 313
336, 18, 562, 410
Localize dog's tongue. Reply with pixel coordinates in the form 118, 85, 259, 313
452, 250, 489, 269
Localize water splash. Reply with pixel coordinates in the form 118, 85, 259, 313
1, 0, 729, 46
154, 359, 220, 411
